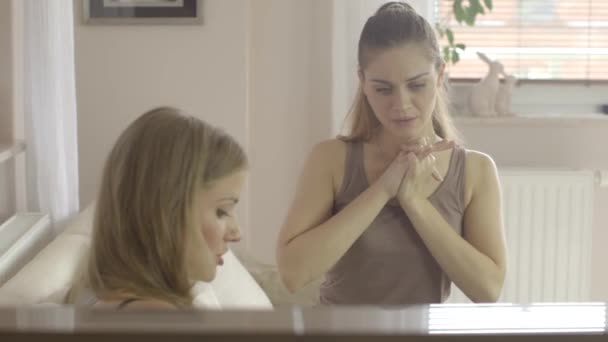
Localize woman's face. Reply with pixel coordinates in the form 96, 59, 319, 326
361, 43, 443, 142
187, 170, 246, 282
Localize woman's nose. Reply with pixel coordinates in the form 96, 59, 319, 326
225, 224, 241, 243
393, 86, 413, 112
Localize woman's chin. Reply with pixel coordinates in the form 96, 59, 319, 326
389, 126, 419, 140
199, 269, 217, 283
192, 262, 218, 283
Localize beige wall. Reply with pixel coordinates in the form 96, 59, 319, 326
247, 0, 333, 264
456, 119, 608, 301
74, 0, 252, 243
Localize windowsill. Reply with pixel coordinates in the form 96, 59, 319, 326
454, 114, 608, 126
0, 213, 49, 257
0, 213, 52, 285
448, 83, 608, 119
449, 79, 608, 86
0, 141, 26, 164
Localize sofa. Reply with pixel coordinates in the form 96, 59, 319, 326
0, 204, 281, 309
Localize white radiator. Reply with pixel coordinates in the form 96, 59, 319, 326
447, 169, 596, 304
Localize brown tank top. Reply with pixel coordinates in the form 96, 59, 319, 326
320, 141, 467, 306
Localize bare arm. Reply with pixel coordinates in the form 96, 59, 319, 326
277, 140, 404, 293
400, 151, 507, 302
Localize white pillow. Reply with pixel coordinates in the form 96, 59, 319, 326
209, 250, 273, 309
60, 204, 95, 237
190, 281, 221, 309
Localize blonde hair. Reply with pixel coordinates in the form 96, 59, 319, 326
341, 2, 460, 142
86, 106, 247, 308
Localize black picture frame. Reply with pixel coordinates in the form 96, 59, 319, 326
83, 0, 202, 25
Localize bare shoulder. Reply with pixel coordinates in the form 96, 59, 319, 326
307, 139, 347, 177
465, 149, 498, 174
308, 139, 348, 192
309, 138, 347, 162
464, 149, 499, 202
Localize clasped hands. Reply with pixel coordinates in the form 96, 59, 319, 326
378, 138, 455, 205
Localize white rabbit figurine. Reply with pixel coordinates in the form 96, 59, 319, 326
468, 52, 504, 117
495, 73, 517, 116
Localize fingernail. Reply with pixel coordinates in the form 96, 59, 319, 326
433, 172, 443, 182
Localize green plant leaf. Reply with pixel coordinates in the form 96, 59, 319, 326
470, 0, 485, 14
454, 0, 464, 11
463, 14, 473, 25
453, 1, 466, 24
456, 43, 466, 51
435, 23, 443, 36
452, 50, 460, 64
483, 0, 493, 11
446, 28, 455, 45
443, 46, 452, 63
464, 6, 477, 25
435, 23, 446, 38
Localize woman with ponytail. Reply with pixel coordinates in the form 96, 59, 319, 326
277, 2, 506, 305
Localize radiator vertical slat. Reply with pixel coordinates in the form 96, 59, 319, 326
503, 183, 517, 302
580, 178, 593, 301
567, 183, 583, 301
519, 183, 532, 303
530, 184, 545, 302
555, 184, 570, 301
512, 182, 524, 303
542, 185, 558, 302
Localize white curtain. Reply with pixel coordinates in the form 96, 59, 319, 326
330, 0, 435, 136
23, 0, 79, 233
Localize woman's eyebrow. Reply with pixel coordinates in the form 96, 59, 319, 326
405, 72, 430, 81
370, 72, 430, 85
217, 197, 238, 204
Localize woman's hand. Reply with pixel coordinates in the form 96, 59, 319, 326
397, 139, 454, 204
376, 150, 413, 199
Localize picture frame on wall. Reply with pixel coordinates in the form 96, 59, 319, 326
83, 0, 202, 25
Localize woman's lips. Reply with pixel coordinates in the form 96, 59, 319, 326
392, 117, 417, 127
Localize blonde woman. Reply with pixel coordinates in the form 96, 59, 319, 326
86, 106, 246, 309
277, 2, 507, 305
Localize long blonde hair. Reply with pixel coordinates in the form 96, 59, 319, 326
341, 2, 460, 142
87, 107, 247, 308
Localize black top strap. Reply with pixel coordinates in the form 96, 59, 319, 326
116, 298, 141, 310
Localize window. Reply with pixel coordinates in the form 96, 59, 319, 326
435, 0, 608, 82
